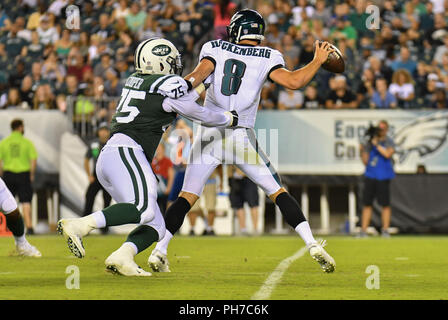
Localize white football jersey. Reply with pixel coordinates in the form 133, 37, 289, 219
199, 39, 285, 128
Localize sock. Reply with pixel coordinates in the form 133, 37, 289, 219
275, 192, 307, 229
295, 221, 317, 247
101, 203, 141, 226
79, 211, 106, 230
126, 225, 159, 254
154, 230, 173, 255
165, 197, 191, 235
121, 242, 138, 256
14, 235, 27, 246
5, 210, 25, 238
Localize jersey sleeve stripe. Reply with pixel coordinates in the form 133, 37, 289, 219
148, 74, 175, 94
267, 64, 284, 82
200, 56, 216, 68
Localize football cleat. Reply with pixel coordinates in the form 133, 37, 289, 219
105, 248, 152, 277
308, 240, 336, 273
57, 219, 90, 258
148, 249, 171, 273
16, 241, 42, 258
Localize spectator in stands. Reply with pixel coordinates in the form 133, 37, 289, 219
138, 15, 163, 41
126, 1, 147, 33
229, 166, 260, 236
431, 88, 448, 108
329, 17, 357, 49
104, 68, 123, 97
281, 34, 300, 70
111, 0, 130, 22
359, 120, 396, 238
9, 60, 27, 89
83, 122, 112, 234
298, 34, 315, 67
32, 84, 55, 110
4, 23, 28, 59
24, 30, 44, 60
433, 33, 448, 65
357, 68, 376, 108
213, 0, 237, 40
325, 75, 357, 109
303, 83, 323, 109
55, 29, 73, 59
0, 119, 38, 234
26, 2, 46, 30
370, 78, 397, 109
292, 0, 315, 27
0, 5, 12, 32
278, 88, 303, 110
92, 13, 115, 42
94, 52, 113, 78
41, 51, 66, 85
36, 14, 59, 46
389, 69, 415, 108
390, 47, 417, 76
152, 143, 174, 215
30, 61, 42, 86
67, 48, 91, 82
259, 82, 278, 110
19, 76, 34, 107
15, 16, 31, 42
4, 87, 25, 109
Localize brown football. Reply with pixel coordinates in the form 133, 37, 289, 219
315, 41, 345, 73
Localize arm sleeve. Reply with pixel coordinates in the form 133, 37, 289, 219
199, 41, 217, 67
162, 90, 231, 127
267, 49, 286, 82
154, 75, 191, 99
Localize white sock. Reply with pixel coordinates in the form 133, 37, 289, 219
154, 230, 173, 255
295, 221, 317, 247
82, 211, 106, 229
122, 242, 138, 256
14, 235, 27, 246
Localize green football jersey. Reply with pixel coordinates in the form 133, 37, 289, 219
110, 72, 188, 162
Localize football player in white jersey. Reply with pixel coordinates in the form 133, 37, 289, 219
0, 177, 41, 257
149, 9, 336, 273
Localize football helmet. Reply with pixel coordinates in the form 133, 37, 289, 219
134, 38, 183, 75
227, 9, 266, 44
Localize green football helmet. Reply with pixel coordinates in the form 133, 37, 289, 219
226, 9, 266, 44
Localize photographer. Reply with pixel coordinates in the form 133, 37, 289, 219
359, 120, 396, 237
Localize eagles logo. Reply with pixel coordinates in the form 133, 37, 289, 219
151, 44, 171, 56
393, 113, 448, 163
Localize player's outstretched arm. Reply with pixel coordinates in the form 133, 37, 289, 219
163, 90, 238, 128
270, 41, 334, 90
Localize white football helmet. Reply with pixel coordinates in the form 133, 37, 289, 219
134, 38, 183, 75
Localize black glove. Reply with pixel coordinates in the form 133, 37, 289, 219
230, 110, 239, 127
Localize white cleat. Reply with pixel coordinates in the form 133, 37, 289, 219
57, 218, 90, 258
105, 248, 152, 277
308, 240, 336, 273
16, 241, 42, 258
148, 249, 171, 273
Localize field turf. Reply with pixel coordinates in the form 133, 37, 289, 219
0, 234, 447, 300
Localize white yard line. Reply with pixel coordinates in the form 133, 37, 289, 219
251, 246, 308, 300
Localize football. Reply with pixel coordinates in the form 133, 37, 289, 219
315, 41, 345, 73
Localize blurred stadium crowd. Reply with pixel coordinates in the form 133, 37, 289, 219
0, 0, 447, 129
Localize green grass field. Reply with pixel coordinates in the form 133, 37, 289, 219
0, 234, 447, 300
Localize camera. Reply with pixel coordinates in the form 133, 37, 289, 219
365, 124, 380, 142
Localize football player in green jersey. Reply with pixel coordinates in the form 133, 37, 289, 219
57, 38, 238, 276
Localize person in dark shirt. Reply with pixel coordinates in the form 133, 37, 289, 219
303, 83, 324, 109
325, 75, 357, 109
